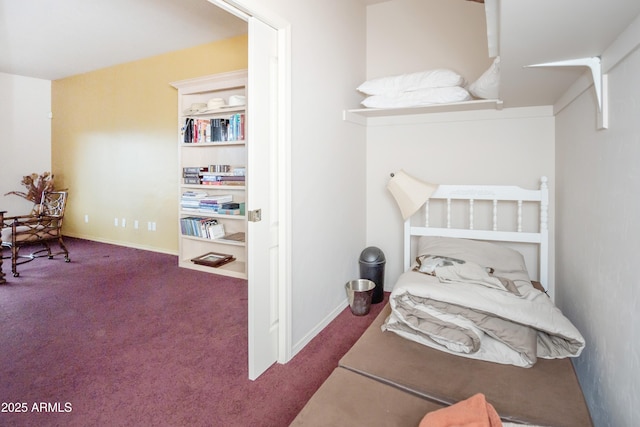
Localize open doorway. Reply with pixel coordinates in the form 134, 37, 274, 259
208, 0, 291, 380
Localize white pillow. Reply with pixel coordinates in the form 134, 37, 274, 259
357, 69, 466, 96
360, 86, 471, 108
468, 56, 500, 99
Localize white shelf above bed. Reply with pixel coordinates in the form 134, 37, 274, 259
343, 99, 503, 123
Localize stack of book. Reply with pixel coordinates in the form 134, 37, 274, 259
201, 172, 246, 186
183, 167, 208, 185
180, 191, 208, 210
217, 202, 245, 216
198, 194, 233, 212
182, 166, 246, 186
181, 192, 233, 213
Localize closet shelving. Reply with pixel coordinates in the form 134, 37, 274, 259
343, 99, 503, 123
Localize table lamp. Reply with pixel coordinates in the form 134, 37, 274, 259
387, 170, 437, 220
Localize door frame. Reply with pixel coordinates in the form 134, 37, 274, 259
208, 0, 293, 366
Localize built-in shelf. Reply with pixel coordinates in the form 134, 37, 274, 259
181, 184, 246, 191
343, 99, 504, 123
180, 140, 245, 148
182, 234, 246, 247
179, 209, 246, 220
172, 69, 249, 279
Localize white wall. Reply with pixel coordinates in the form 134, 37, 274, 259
366, 0, 492, 83
289, 1, 367, 352
364, 0, 556, 294
555, 39, 640, 427
236, 0, 368, 354
364, 108, 556, 293
0, 72, 52, 216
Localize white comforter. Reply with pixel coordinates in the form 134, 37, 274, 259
384, 271, 585, 367
382, 237, 586, 368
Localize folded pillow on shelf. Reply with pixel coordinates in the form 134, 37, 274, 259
357, 69, 466, 96
360, 86, 471, 108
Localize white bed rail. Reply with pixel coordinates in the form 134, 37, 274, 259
404, 177, 549, 290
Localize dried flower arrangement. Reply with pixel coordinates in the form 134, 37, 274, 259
5, 172, 55, 204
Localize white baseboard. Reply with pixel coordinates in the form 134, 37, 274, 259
289, 298, 348, 359
63, 232, 177, 256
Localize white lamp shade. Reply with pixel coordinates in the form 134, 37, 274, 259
387, 170, 438, 220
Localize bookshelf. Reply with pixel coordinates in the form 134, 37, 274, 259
171, 70, 248, 279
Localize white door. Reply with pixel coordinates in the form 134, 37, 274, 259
246, 16, 280, 380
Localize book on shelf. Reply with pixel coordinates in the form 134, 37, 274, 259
182, 118, 194, 142
221, 202, 240, 209
181, 190, 208, 198
182, 114, 245, 143
180, 191, 205, 209
217, 202, 245, 216
199, 194, 233, 204
181, 193, 234, 213
201, 172, 233, 177
201, 181, 245, 187
208, 223, 225, 239
182, 166, 246, 185
183, 166, 208, 174
201, 176, 245, 184
213, 175, 245, 181
180, 217, 225, 239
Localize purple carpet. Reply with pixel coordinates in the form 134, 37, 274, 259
0, 238, 387, 426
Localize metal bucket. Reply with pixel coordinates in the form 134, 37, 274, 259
345, 279, 375, 316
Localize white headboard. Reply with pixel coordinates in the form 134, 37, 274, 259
404, 177, 549, 291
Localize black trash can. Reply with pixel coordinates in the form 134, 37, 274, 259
359, 246, 386, 304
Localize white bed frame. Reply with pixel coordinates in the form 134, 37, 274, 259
404, 177, 549, 291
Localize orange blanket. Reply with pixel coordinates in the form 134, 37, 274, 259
419, 393, 502, 427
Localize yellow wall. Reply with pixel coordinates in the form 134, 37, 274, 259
52, 35, 248, 253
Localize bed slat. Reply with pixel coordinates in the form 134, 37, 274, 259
492, 200, 498, 231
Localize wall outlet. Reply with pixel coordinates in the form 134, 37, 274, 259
121, 218, 126, 228
134, 220, 139, 230
84, 214, 89, 223
114, 218, 118, 227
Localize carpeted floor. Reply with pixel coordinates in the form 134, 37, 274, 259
0, 238, 387, 426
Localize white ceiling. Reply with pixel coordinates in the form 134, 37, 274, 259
1, 0, 640, 108
0, 0, 247, 80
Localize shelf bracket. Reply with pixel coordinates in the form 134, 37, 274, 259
525, 56, 608, 130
